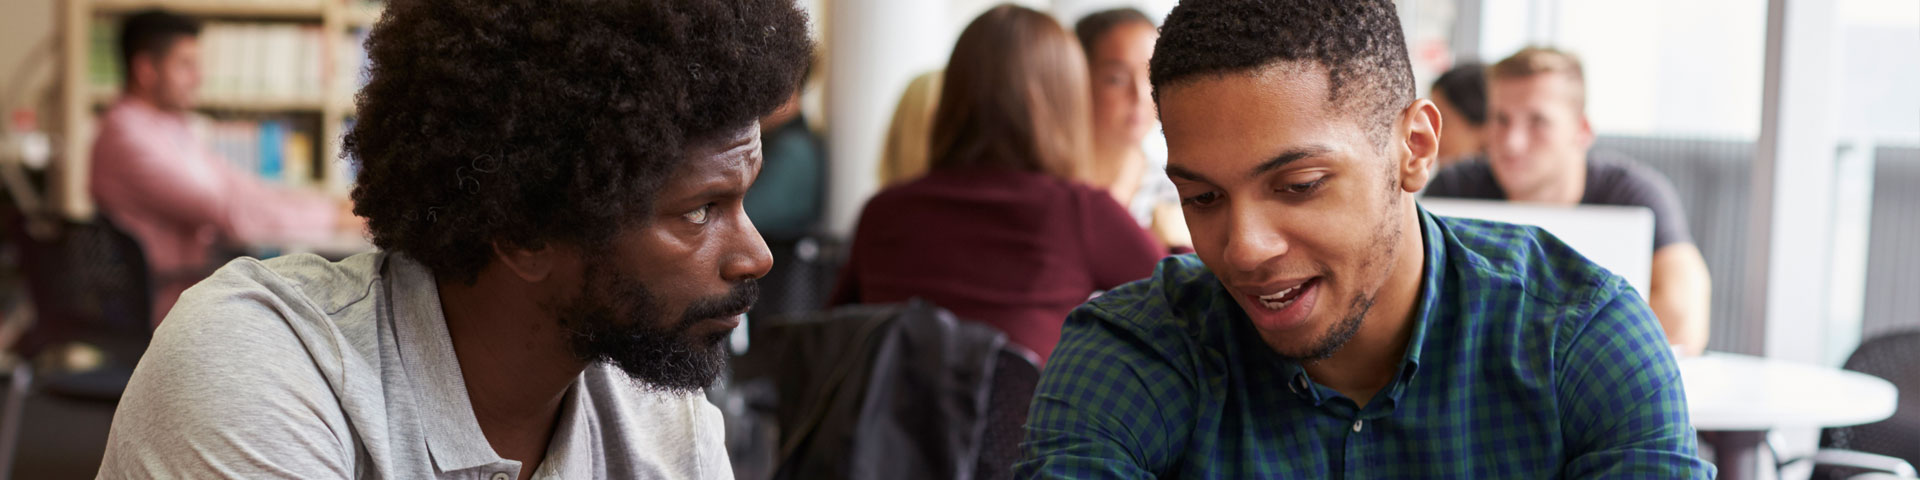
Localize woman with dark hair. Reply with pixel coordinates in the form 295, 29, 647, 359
830, 4, 1165, 363
1075, 8, 1191, 249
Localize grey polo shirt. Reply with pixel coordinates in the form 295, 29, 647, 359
97, 252, 732, 479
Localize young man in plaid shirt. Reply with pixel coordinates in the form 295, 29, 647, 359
1017, 0, 1712, 478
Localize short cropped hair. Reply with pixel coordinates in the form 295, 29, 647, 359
118, 10, 202, 88
1489, 47, 1587, 110
1150, 0, 1416, 150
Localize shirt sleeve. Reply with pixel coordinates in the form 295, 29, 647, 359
1016, 304, 1188, 479
1597, 161, 1694, 249
97, 267, 354, 479
1078, 188, 1166, 289
1556, 291, 1715, 479
214, 163, 340, 245
91, 113, 338, 247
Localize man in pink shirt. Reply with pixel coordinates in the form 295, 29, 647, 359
90, 10, 355, 325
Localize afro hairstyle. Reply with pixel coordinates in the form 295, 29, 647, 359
345, 0, 812, 283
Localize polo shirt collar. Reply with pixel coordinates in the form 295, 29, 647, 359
387, 254, 595, 477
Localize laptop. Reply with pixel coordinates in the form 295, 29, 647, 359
1420, 198, 1656, 297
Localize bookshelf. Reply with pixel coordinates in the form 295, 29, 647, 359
56, 0, 380, 220
91, 0, 326, 19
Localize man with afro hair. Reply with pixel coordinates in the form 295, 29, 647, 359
1017, 0, 1711, 478
98, 0, 810, 478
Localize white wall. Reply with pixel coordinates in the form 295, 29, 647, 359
0, 0, 59, 114
1481, 0, 1769, 139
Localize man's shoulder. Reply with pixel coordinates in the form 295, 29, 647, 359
100, 253, 389, 477
147, 251, 389, 397
1430, 212, 1664, 386
1432, 213, 1632, 313
1066, 255, 1228, 365
1584, 150, 1680, 202
578, 363, 733, 478
170, 251, 384, 328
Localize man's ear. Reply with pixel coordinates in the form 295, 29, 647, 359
493, 240, 557, 283
128, 53, 157, 92
1398, 98, 1442, 193
1575, 112, 1597, 151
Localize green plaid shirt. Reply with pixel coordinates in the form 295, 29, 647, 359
1017, 207, 1712, 479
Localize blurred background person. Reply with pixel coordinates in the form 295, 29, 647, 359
1430, 61, 1489, 167
1424, 47, 1711, 355
745, 58, 830, 318
88, 10, 357, 326
877, 70, 943, 187
1074, 8, 1190, 250
746, 59, 826, 243
831, 4, 1164, 363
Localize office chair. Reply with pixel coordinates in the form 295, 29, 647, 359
973, 345, 1040, 480
1778, 330, 1920, 479
0, 205, 154, 478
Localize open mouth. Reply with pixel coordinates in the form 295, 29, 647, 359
1254, 278, 1318, 311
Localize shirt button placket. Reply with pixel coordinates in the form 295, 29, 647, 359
1344, 417, 1368, 478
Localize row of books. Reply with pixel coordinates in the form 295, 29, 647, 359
200, 116, 320, 187
90, 20, 335, 104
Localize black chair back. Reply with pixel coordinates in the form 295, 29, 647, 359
973, 346, 1040, 480
2, 205, 154, 402
1815, 330, 1920, 479
7, 212, 152, 358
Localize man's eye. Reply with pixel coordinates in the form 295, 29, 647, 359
683, 204, 713, 225
1282, 179, 1326, 195
1181, 191, 1221, 207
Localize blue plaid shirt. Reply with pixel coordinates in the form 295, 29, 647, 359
1017, 207, 1712, 479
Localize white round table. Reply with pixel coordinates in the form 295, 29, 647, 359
1680, 353, 1900, 480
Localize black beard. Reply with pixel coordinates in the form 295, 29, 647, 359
556, 262, 757, 393
1279, 292, 1373, 363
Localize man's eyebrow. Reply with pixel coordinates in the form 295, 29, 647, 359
675, 178, 749, 204
1165, 145, 1336, 185
1166, 164, 1207, 184
1248, 145, 1333, 179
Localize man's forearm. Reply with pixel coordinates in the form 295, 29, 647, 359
1650, 244, 1712, 356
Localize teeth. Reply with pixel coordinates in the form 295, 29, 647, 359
1259, 284, 1302, 301
1256, 281, 1309, 310
1259, 298, 1296, 310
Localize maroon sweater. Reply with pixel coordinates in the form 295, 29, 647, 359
830, 168, 1166, 362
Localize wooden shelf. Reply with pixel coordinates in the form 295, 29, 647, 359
197, 95, 328, 111
89, 90, 327, 112
90, 0, 326, 19
345, 4, 381, 26
58, 0, 384, 219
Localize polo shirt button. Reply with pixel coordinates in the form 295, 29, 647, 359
1291, 374, 1309, 394
1352, 419, 1363, 432
491, 473, 511, 480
